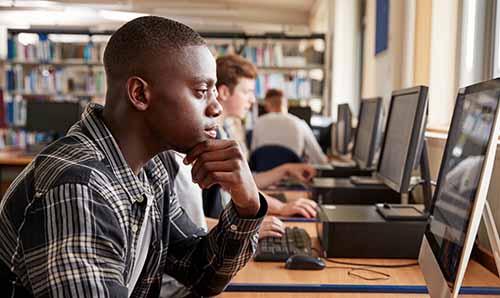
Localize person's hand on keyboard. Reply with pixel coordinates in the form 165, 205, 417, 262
259, 216, 285, 238
275, 198, 318, 218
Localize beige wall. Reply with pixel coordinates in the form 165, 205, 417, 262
309, 0, 330, 33
413, 0, 432, 86
361, 0, 407, 110
361, 0, 376, 99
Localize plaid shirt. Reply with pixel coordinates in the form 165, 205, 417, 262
0, 103, 266, 298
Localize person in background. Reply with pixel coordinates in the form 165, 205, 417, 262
215, 54, 318, 219
0, 16, 266, 297
252, 88, 328, 165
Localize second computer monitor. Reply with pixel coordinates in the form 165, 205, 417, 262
336, 103, 352, 155
419, 79, 500, 298
352, 97, 383, 169
376, 86, 429, 193
25, 101, 83, 135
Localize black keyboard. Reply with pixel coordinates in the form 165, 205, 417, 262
254, 227, 313, 262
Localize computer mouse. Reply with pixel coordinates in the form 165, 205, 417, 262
285, 254, 326, 270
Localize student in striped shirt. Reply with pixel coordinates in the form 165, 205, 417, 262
0, 16, 266, 298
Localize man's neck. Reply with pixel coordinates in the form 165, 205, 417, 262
103, 108, 157, 175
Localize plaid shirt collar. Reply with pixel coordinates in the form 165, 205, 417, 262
75, 103, 152, 202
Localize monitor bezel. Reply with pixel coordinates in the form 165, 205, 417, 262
336, 103, 352, 155
419, 79, 500, 298
375, 85, 429, 193
352, 97, 383, 169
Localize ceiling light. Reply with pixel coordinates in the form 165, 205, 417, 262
99, 9, 148, 22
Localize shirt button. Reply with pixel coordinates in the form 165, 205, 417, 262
230, 224, 238, 231
132, 224, 139, 233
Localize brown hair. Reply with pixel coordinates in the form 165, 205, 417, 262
216, 54, 258, 92
264, 88, 284, 100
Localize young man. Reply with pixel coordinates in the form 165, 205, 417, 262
252, 88, 328, 164
0, 16, 266, 297
216, 54, 318, 218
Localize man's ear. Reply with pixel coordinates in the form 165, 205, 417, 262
264, 100, 271, 112
126, 76, 150, 111
217, 84, 231, 102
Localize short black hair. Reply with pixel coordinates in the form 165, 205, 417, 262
104, 16, 206, 81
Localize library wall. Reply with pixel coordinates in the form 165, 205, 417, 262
361, 0, 407, 111
413, 0, 432, 86
309, 0, 330, 33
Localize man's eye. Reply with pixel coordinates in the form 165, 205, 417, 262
197, 89, 208, 96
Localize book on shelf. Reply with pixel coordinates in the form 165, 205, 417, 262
0, 128, 48, 149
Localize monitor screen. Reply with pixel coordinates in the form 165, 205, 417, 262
289, 106, 312, 125
336, 103, 352, 155
25, 101, 83, 135
353, 98, 382, 169
376, 86, 428, 193
424, 87, 500, 290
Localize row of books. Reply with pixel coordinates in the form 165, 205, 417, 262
208, 43, 323, 67
255, 73, 322, 100
7, 34, 105, 63
4, 95, 26, 127
0, 129, 48, 149
6, 65, 106, 97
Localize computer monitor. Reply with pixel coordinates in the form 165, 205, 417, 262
419, 79, 500, 298
352, 97, 383, 169
376, 86, 429, 193
336, 103, 352, 155
25, 101, 83, 135
289, 106, 312, 125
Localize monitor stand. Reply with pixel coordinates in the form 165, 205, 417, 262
482, 200, 500, 277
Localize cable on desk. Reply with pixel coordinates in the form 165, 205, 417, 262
325, 265, 391, 281
312, 247, 419, 268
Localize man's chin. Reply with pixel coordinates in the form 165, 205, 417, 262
179, 136, 210, 153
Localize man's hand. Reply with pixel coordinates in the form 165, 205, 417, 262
276, 198, 317, 218
185, 139, 260, 218
282, 163, 316, 183
259, 216, 285, 238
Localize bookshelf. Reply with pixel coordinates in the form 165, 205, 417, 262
1, 29, 328, 149
205, 32, 327, 110
2, 28, 110, 148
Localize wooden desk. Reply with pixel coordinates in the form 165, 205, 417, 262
0, 150, 33, 166
218, 222, 500, 298
0, 149, 33, 195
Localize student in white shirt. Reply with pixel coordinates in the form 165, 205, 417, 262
252, 89, 328, 165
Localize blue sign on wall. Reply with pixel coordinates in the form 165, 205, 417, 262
375, 0, 390, 55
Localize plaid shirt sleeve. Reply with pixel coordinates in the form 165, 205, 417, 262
21, 183, 128, 298
164, 192, 267, 297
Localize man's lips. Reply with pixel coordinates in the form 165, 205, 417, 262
204, 126, 218, 139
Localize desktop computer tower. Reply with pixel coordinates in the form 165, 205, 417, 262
312, 177, 401, 205
317, 205, 427, 259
